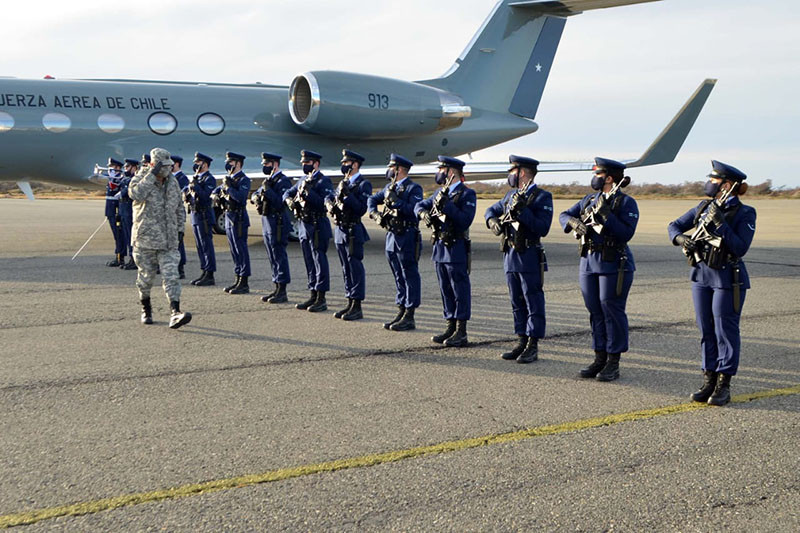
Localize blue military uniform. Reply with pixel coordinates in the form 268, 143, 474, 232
282, 150, 334, 312
217, 152, 251, 294
117, 158, 138, 270
172, 155, 189, 278
367, 154, 423, 331
328, 150, 372, 320
185, 152, 217, 286
104, 157, 124, 266
559, 157, 638, 381
415, 156, 476, 346
485, 155, 553, 361
668, 160, 756, 406
252, 152, 292, 303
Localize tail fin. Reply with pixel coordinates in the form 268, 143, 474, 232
420, 0, 662, 119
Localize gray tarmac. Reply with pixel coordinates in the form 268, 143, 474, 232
0, 198, 798, 531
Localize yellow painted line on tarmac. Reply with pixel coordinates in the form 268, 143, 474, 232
2, 384, 799, 529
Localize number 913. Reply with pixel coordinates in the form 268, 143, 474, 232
368, 93, 389, 110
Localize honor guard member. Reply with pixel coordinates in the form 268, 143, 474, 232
367, 154, 423, 331
117, 158, 140, 270
484, 155, 553, 362
668, 161, 756, 406
559, 158, 638, 382
104, 157, 125, 266
172, 155, 189, 279
415, 156, 476, 346
184, 152, 217, 286
128, 148, 192, 329
214, 152, 252, 294
326, 149, 372, 321
251, 152, 292, 304
283, 150, 334, 312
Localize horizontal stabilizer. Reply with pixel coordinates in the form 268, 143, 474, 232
626, 78, 717, 168
509, 0, 662, 16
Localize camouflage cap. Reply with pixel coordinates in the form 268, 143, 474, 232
150, 147, 174, 166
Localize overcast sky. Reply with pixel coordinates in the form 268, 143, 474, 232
2, 0, 798, 186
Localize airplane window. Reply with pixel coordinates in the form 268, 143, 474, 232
98, 113, 125, 134
148, 112, 177, 135
42, 112, 71, 133
197, 113, 225, 136
0, 111, 13, 132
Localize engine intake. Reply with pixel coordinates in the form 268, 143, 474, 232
288, 71, 470, 140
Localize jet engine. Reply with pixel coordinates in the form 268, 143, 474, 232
288, 71, 471, 139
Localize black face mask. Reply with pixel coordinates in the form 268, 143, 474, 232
303, 163, 316, 175
123, 170, 133, 178
704, 180, 722, 198
262, 164, 274, 176
434, 170, 449, 185
341, 164, 353, 176
192, 163, 200, 173
385, 168, 396, 180
507, 170, 519, 188
225, 162, 234, 173
591, 174, 605, 191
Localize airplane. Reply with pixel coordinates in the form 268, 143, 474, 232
0, 0, 714, 212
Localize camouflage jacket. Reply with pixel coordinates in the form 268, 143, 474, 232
129, 167, 186, 250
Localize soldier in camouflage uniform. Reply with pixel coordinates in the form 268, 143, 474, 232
128, 148, 192, 329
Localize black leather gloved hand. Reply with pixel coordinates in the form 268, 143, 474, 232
567, 216, 588, 237
674, 234, 697, 253
706, 202, 725, 228
419, 210, 433, 227
487, 217, 503, 236
593, 194, 611, 221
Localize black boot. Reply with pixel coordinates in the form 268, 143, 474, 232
168, 300, 192, 329
334, 298, 353, 319
384, 305, 406, 329
690, 370, 719, 402
390, 307, 416, 331
596, 353, 620, 382
502, 335, 528, 360
191, 271, 206, 285
196, 271, 215, 287
106, 253, 122, 267
224, 275, 240, 293
342, 299, 363, 321
579, 351, 608, 378
229, 276, 250, 294
307, 291, 328, 312
268, 283, 288, 304
444, 320, 468, 347
117, 256, 126, 269
516, 337, 539, 363
432, 319, 457, 344
178, 264, 185, 279
122, 258, 136, 270
140, 298, 153, 325
261, 283, 279, 303
708, 373, 732, 406
296, 290, 317, 310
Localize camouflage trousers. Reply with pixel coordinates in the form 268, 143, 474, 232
133, 246, 181, 302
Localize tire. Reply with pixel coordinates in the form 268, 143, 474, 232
212, 207, 225, 235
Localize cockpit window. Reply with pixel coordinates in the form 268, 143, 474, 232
0, 111, 13, 132
98, 113, 125, 134
148, 112, 177, 135
42, 113, 71, 133
197, 113, 225, 136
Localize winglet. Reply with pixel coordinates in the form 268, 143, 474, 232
17, 181, 35, 201
627, 79, 717, 168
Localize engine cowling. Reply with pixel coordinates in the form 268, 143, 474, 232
288, 71, 470, 140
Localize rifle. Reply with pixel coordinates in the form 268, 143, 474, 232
376, 173, 400, 230
684, 182, 740, 266
326, 177, 351, 226
572, 176, 631, 248
183, 175, 199, 214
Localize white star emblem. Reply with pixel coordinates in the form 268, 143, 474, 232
535, 63, 542, 72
